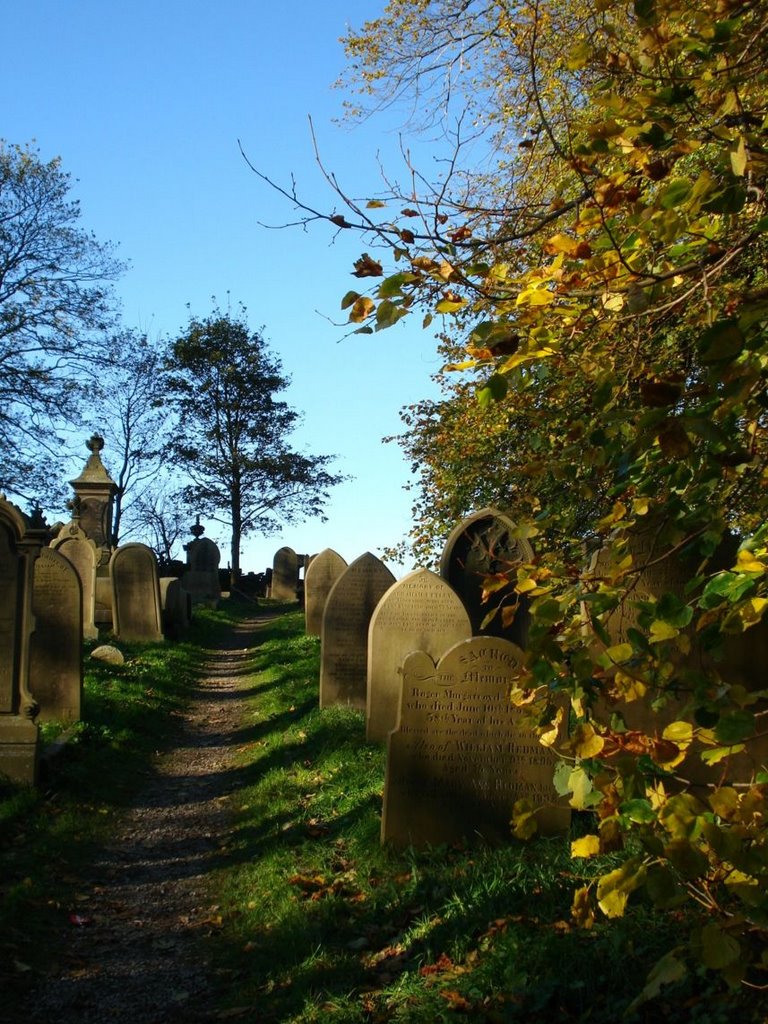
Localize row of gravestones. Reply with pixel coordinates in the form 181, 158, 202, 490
0, 493, 222, 785
297, 507, 768, 848
297, 508, 569, 848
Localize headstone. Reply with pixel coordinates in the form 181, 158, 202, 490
160, 577, 192, 638
51, 527, 99, 639
589, 522, 768, 783
110, 543, 164, 643
382, 636, 570, 847
29, 548, 83, 723
366, 568, 472, 742
0, 498, 44, 784
304, 548, 348, 635
271, 546, 299, 602
319, 552, 396, 709
439, 508, 533, 645
181, 517, 221, 607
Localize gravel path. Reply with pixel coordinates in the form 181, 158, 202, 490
7, 612, 272, 1024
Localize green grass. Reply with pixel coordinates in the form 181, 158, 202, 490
2, 599, 766, 1022
207, 608, 767, 1024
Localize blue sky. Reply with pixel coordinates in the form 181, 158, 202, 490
1, 1, 447, 574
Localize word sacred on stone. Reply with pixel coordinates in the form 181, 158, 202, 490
382, 636, 570, 847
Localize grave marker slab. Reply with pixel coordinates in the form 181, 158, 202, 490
0, 498, 42, 783
110, 543, 164, 643
29, 548, 83, 723
367, 568, 472, 742
440, 508, 533, 645
304, 548, 347, 635
271, 546, 299, 602
382, 636, 570, 847
51, 528, 98, 639
320, 553, 396, 709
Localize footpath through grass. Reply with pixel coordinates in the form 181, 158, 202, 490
1, 598, 765, 1022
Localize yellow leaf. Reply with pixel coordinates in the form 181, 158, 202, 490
649, 620, 679, 643
540, 706, 563, 748
735, 550, 765, 573
511, 798, 538, 840
568, 766, 594, 809
515, 577, 539, 594
596, 859, 646, 918
632, 497, 650, 516
516, 286, 554, 307
730, 136, 748, 177
605, 642, 633, 664
435, 297, 467, 314
571, 722, 605, 759
571, 834, 601, 858
601, 292, 625, 312
544, 232, 579, 255
501, 347, 556, 371
614, 669, 646, 702
349, 296, 375, 323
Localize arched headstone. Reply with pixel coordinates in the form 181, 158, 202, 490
271, 546, 299, 602
304, 548, 347, 635
51, 527, 99, 639
366, 568, 471, 742
319, 553, 395, 709
29, 548, 83, 723
110, 543, 164, 643
439, 507, 533, 645
382, 636, 569, 847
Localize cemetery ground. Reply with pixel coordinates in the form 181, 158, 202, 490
0, 601, 765, 1023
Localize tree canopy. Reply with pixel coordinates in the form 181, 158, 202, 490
163, 307, 346, 581
0, 142, 123, 504
254, 0, 768, 996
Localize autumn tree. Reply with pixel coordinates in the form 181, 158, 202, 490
252, 0, 768, 998
163, 307, 345, 583
0, 142, 124, 505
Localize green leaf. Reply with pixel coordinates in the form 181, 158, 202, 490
714, 709, 755, 745
626, 950, 687, 1013
341, 290, 361, 310
699, 922, 741, 970
659, 179, 691, 209
698, 321, 744, 363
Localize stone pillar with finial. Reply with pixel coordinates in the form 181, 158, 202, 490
181, 516, 221, 607
67, 434, 118, 571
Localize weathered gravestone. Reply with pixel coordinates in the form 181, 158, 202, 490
51, 526, 99, 640
181, 518, 221, 607
271, 546, 299, 602
29, 548, 83, 723
110, 543, 164, 643
367, 568, 472, 742
67, 434, 118, 571
440, 508, 533, 645
382, 636, 570, 847
320, 552, 396, 709
304, 548, 347, 635
0, 498, 44, 784
160, 577, 192, 639
589, 521, 768, 783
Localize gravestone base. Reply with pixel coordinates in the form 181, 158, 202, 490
0, 717, 39, 785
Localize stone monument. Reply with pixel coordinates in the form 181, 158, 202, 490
50, 515, 99, 639
0, 498, 47, 784
29, 548, 83, 723
319, 552, 396, 709
181, 516, 221, 607
440, 508, 533, 645
304, 548, 347, 635
271, 546, 299, 602
110, 543, 164, 643
366, 568, 472, 742
382, 636, 570, 847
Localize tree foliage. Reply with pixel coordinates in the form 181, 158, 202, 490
163, 307, 346, 580
258, 0, 768, 995
0, 142, 123, 503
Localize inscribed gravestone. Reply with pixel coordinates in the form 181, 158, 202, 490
160, 577, 191, 639
590, 522, 768, 783
382, 636, 570, 847
320, 552, 396, 709
304, 548, 347, 635
440, 508, 533, 645
51, 529, 98, 639
367, 568, 472, 742
29, 548, 83, 723
0, 498, 41, 783
110, 543, 164, 643
271, 546, 299, 602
